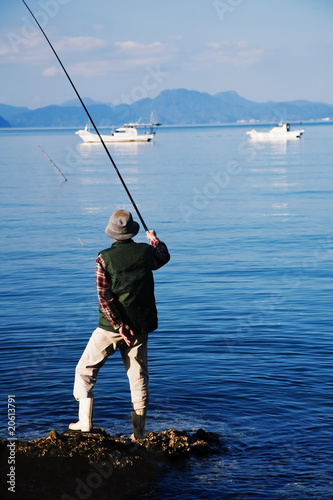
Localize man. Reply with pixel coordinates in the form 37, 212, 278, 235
69, 209, 170, 439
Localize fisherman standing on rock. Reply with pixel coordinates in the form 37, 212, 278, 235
69, 209, 170, 439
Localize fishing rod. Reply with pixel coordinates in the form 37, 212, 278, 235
38, 145, 67, 181
21, 0, 148, 231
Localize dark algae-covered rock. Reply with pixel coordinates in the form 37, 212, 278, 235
0, 428, 221, 500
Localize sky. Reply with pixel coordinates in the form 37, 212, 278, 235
0, 0, 333, 109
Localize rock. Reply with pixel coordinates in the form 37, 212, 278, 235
46, 430, 59, 440
0, 428, 222, 500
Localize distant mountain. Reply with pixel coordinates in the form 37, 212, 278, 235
0, 115, 11, 128
1, 90, 333, 128
1, 103, 115, 128
61, 97, 113, 107
0, 104, 30, 127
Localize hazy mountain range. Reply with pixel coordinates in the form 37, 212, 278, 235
1, 89, 332, 128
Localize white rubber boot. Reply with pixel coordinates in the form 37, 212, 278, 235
69, 398, 93, 432
131, 409, 146, 440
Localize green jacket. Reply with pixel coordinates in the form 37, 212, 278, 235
98, 239, 158, 334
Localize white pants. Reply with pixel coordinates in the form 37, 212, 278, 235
73, 327, 149, 412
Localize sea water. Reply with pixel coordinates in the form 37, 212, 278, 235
0, 123, 332, 499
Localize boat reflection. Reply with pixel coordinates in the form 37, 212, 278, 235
77, 140, 143, 157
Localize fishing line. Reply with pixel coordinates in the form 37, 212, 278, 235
38, 145, 67, 181
21, 0, 148, 231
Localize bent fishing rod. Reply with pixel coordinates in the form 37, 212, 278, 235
21, 0, 148, 232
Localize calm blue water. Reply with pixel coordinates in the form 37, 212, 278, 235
1, 123, 333, 499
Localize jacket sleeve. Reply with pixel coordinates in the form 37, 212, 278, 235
96, 254, 123, 329
149, 236, 170, 270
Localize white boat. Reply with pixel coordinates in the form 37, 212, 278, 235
246, 122, 305, 140
76, 122, 158, 143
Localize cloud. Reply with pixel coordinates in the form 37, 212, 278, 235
0, 34, 106, 65
42, 66, 58, 77
114, 40, 167, 55
207, 40, 248, 50
42, 60, 111, 78
43, 54, 172, 78
0, 42, 14, 57
42, 40, 175, 77
0, 34, 47, 63
59, 60, 113, 77
94, 24, 105, 31
1, 30, 175, 79
54, 36, 106, 52
192, 40, 264, 69
109, 40, 176, 73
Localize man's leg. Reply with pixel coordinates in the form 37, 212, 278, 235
121, 334, 149, 438
70, 327, 120, 431
73, 327, 119, 399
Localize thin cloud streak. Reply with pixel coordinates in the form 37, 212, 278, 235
54, 36, 107, 52
40, 38, 176, 78
1, 34, 176, 79
114, 40, 167, 55
43, 55, 172, 78
191, 40, 264, 70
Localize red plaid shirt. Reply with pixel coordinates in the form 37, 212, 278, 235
96, 235, 170, 329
